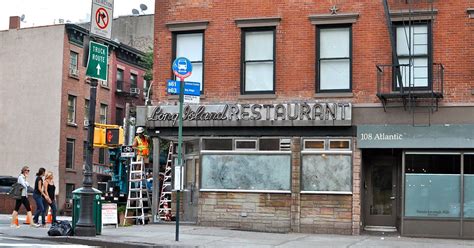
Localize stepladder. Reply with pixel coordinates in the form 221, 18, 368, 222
124, 158, 151, 225
158, 142, 173, 221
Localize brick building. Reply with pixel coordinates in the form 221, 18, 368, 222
137, 0, 474, 237
0, 18, 146, 214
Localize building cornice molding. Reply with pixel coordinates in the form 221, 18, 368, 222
309, 13, 359, 25
235, 17, 281, 28
166, 21, 209, 32
390, 9, 438, 22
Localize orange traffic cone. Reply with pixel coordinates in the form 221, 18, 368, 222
46, 207, 52, 224
24, 215, 31, 225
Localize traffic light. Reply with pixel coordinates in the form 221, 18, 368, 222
105, 128, 124, 146
93, 125, 124, 147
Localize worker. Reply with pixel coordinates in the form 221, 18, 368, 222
132, 127, 151, 165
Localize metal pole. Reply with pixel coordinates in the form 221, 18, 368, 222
75, 78, 98, 236
152, 137, 160, 223
176, 78, 185, 241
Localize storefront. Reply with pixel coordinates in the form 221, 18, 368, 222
137, 102, 361, 234
358, 125, 474, 238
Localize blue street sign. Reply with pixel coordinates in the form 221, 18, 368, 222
172, 57, 193, 80
167, 80, 201, 96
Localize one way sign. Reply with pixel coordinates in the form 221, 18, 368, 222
86, 41, 108, 81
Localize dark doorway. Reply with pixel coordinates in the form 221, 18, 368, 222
363, 150, 401, 230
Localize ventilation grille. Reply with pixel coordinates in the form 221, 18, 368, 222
279, 139, 291, 151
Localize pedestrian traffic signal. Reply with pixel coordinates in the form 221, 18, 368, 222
105, 128, 124, 146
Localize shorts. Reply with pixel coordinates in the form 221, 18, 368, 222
14, 196, 31, 212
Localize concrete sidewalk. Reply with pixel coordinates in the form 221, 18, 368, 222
0, 215, 473, 247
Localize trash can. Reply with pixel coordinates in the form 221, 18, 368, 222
72, 187, 103, 235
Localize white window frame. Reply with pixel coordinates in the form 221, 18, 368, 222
174, 32, 204, 92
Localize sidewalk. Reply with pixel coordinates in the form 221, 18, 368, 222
1, 215, 473, 247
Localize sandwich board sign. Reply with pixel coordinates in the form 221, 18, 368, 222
91, 0, 114, 39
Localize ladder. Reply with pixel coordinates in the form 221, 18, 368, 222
124, 159, 151, 225
158, 142, 174, 221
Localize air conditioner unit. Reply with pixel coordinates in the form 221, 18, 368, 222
69, 68, 78, 76
130, 88, 140, 94
100, 80, 108, 87
84, 119, 90, 126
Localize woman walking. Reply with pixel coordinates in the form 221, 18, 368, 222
11, 166, 36, 228
32, 167, 48, 227
43, 171, 57, 224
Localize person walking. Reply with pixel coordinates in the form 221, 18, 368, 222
11, 166, 36, 228
43, 171, 57, 224
32, 167, 47, 227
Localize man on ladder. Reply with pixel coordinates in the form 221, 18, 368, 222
132, 127, 151, 166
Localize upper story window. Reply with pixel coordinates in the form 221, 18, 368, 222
241, 28, 275, 94
173, 32, 204, 92
69, 51, 79, 77
66, 139, 75, 169
115, 107, 123, 126
67, 95, 76, 124
100, 104, 108, 124
317, 26, 352, 92
130, 73, 137, 89
116, 69, 124, 91
396, 23, 430, 89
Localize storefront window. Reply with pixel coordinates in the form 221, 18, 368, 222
405, 154, 461, 218
464, 154, 474, 218
302, 154, 352, 192
201, 154, 291, 191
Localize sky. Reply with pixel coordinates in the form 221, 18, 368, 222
0, 0, 155, 31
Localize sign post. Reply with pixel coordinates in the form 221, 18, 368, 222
171, 57, 192, 242
91, 0, 114, 39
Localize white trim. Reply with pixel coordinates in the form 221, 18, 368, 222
405, 152, 462, 155
301, 150, 352, 155
200, 189, 290, 194
301, 191, 352, 195
201, 150, 291, 155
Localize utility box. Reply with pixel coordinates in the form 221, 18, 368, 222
72, 188, 103, 235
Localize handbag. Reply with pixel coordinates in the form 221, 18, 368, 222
7, 182, 23, 199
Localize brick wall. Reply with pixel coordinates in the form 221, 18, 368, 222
154, 0, 473, 104
198, 192, 291, 233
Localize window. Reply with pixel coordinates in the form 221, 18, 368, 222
396, 23, 430, 88
242, 28, 275, 94
259, 138, 280, 151
67, 95, 76, 124
115, 107, 123, 126
99, 148, 106, 164
84, 99, 89, 126
65, 184, 75, 200
235, 140, 257, 150
116, 69, 124, 91
130, 73, 137, 90
202, 139, 233, 151
301, 138, 352, 193
174, 32, 204, 92
465, 154, 474, 218
66, 139, 75, 169
100, 104, 107, 124
405, 154, 460, 218
69, 51, 78, 76
317, 26, 352, 92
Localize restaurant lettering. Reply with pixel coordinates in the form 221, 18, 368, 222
148, 103, 351, 126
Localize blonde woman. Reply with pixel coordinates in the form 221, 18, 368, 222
11, 166, 37, 228
43, 172, 57, 224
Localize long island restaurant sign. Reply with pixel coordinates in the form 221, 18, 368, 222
137, 102, 352, 127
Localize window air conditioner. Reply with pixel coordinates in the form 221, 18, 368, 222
69, 68, 78, 76
130, 88, 140, 94
84, 120, 90, 126
100, 80, 108, 87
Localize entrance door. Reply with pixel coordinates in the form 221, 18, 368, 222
365, 160, 397, 227
183, 156, 199, 223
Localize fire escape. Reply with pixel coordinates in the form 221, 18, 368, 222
376, 0, 444, 126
